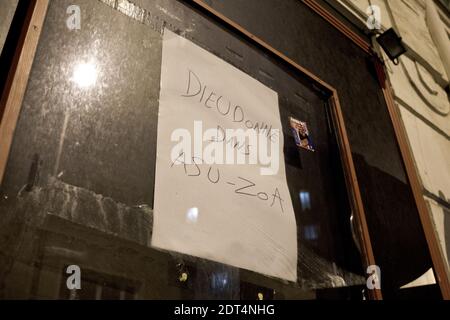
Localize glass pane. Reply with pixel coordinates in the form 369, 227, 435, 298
0, 0, 365, 299
0, 0, 19, 54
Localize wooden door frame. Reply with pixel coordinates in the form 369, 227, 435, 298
302, 0, 450, 298
0, 0, 448, 299
301, 0, 450, 299
187, 0, 382, 301
190, 0, 450, 299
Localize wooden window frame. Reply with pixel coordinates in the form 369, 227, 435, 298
0, 0, 448, 299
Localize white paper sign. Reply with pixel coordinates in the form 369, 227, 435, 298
152, 29, 297, 282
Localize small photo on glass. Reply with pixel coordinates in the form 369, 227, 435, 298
289, 117, 315, 152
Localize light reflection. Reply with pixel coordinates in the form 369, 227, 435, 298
303, 225, 319, 240
71, 61, 98, 88
211, 273, 228, 289
186, 207, 199, 223
299, 191, 311, 211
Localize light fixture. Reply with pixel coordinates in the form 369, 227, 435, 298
376, 28, 407, 65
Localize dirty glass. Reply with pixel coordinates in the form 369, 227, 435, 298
0, 0, 365, 299
0, 0, 19, 54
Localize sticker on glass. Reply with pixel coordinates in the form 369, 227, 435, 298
289, 117, 315, 152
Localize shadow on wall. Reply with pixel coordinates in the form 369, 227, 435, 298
352, 153, 433, 296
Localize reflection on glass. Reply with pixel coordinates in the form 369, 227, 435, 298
299, 191, 311, 211
211, 273, 228, 289
71, 61, 98, 88
303, 225, 319, 241
186, 207, 199, 223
